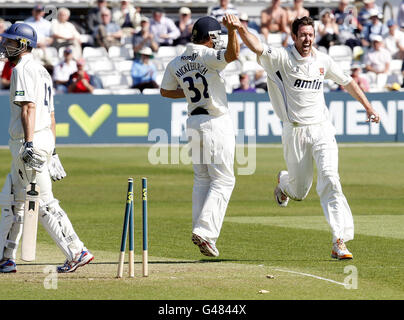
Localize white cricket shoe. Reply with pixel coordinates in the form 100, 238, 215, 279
57, 249, 94, 273
274, 171, 289, 207
0, 259, 17, 273
192, 233, 219, 257
331, 239, 353, 260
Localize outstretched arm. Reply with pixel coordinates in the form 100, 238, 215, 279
234, 20, 264, 56
222, 14, 240, 62
344, 80, 380, 123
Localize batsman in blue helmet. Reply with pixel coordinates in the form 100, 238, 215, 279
0, 23, 37, 60
0, 23, 94, 273
160, 14, 241, 258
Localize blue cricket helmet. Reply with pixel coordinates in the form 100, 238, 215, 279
0, 23, 37, 59
1, 23, 37, 48
191, 16, 223, 48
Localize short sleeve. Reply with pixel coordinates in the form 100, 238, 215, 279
202, 48, 227, 71
325, 56, 352, 86
160, 62, 179, 90
12, 68, 36, 106
257, 45, 283, 72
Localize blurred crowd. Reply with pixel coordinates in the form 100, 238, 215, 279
0, 0, 403, 94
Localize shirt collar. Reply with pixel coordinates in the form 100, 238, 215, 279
16, 53, 33, 65
291, 45, 317, 62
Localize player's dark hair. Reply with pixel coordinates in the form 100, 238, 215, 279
292, 16, 314, 36
193, 34, 210, 44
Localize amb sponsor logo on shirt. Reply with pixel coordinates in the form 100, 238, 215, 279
15, 91, 25, 96
293, 78, 323, 90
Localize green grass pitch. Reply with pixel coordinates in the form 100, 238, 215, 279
0, 144, 403, 300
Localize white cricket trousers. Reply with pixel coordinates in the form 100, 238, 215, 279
279, 121, 354, 243
187, 113, 236, 244
4, 128, 84, 261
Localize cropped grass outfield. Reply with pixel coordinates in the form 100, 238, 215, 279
0, 145, 403, 300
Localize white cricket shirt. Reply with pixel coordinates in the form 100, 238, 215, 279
258, 45, 352, 125
9, 53, 54, 140
161, 43, 228, 116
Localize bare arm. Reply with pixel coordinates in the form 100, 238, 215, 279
160, 88, 185, 99
51, 111, 56, 142
222, 14, 240, 63
236, 23, 264, 55
20, 101, 36, 142
344, 80, 380, 122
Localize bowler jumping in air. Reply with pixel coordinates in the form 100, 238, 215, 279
232, 16, 380, 260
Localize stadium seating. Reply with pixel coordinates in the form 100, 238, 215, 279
328, 45, 353, 73
1, 1, 401, 94
387, 59, 404, 86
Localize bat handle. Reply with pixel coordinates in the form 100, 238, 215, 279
30, 170, 37, 184
27, 171, 39, 197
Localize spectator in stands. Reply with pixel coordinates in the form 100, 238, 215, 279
384, 19, 404, 60
233, 73, 256, 93
260, 0, 288, 42
335, 0, 361, 50
67, 59, 95, 93
173, 7, 193, 46
150, 9, 180, 46
87, 0, 108, 34
51, 7, 82, 59
24, 5, 53, 48
333, 0, 349, 22
238, 13, 260, 60
317, 9, 340, 50
94, 7, 123, 50
399, 0, 404, 29
112, 0, 141, 37
1, 59, 13, 89
209, 0, 239, 34
364, 34, 391, 91
287, 0, 309, 27
358, 0, 382, 31
133, 16, 159, 55
53, 47, 78, 94
0, 18, 6, 39
360, 8, 388, 48
254, 69, 267, 91
131, 47, 159, 92
350, 63, 370, 92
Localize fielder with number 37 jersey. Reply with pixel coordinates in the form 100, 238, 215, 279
161, 15, 240, 258
161, 43, 228, 117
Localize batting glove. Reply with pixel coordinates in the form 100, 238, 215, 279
48, 149, 67, 181
20, 141, 46, 172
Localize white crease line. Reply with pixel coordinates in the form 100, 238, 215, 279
274, 268, 347, 287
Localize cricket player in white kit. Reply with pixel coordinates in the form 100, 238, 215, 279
160, 15, 240, 257
234, 16, 380, 259
0, 23, 93, 273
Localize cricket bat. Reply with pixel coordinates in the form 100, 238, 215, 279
21, 172, 40, 262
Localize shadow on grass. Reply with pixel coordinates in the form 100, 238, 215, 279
18, 258, 337, 266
